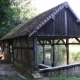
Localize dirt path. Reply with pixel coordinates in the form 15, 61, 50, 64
0, 63, 28, 80
0, 63, 49, 80
0, 64, 18, 76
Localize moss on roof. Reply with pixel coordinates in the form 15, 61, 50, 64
1, 2, 70, 40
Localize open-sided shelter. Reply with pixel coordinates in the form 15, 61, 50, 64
1, 2, 80, 76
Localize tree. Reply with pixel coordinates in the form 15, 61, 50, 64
11, 0, 39, 22
0, 0, 14, 38
0, 0, 40, 38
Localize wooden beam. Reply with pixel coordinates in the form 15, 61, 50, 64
47, 40, 51, 44
12, 40, 14, 65
2, 41, 4, 54
3, 46, 8, 48
34, 35, 38, 70
65, 10, 67, 35
16, 39, 18, 59
38, 43, 80, 45
9, 40, 11, 61
38, 40, 43, 46
13, 47, 33, 50
25, 37, 29, 48
53, 19, 55, 36
66, 38, 69, 65
61, 39, 66, 45
44, 40, 47, 44
75, 38, 80, 43
55, 39, 60, 44
20, 38, 23, 60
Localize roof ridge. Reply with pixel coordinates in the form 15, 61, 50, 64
65, 2, 80, 21
63, 1, 68, 5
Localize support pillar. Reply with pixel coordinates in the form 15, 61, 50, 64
34, 35, 38, 70
2, 41, 4, 54
52, 40, 56, 67
66, 38, 69, 65
12, 40, 14, 65
9, 41, 11, 61
42, 44, 46, 64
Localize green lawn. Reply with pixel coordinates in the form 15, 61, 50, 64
0, 75, 80, 80
0, 75, 25, 80
50, 76, 80, 80
0, 75, 38, 80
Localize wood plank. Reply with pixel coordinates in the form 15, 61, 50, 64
65, 10, 67, 35
53, 20, 55, 35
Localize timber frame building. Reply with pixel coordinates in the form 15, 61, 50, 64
1, 2, 80, 76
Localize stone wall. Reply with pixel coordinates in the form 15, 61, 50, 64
40, 64, 80, 77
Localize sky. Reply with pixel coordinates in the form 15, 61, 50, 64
33, 0, 80, 18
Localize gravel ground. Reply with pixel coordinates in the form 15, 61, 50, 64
0, 64, 17, 76
0, 63, 27, 80
0, 64, 19, 80
0, 63, 49, 80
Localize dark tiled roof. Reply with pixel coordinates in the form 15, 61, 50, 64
1, 2, 80, 40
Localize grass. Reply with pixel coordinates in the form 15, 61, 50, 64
0, 75, 25, 80
50, 76, 80, 80
0, 75, 38, 80
0, 75, 80, 80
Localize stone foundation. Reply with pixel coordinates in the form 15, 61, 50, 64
39, 63, 80, 77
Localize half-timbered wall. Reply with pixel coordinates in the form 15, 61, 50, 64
13, 36, 35, 74
3, 40, 10, 61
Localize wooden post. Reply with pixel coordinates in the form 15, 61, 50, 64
20, 38, 23, 60
12, 40, 14, 65
34, 35, 38, 70
16, 39, 18, 59
52, 39, 56, 67
66, 38, 69, 65
42, 44, 45, 64
9, 40, 11, 61
2, 41, 4, 54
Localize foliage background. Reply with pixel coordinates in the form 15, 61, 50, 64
38, 39, 80, 66
0, 0, 39, 38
